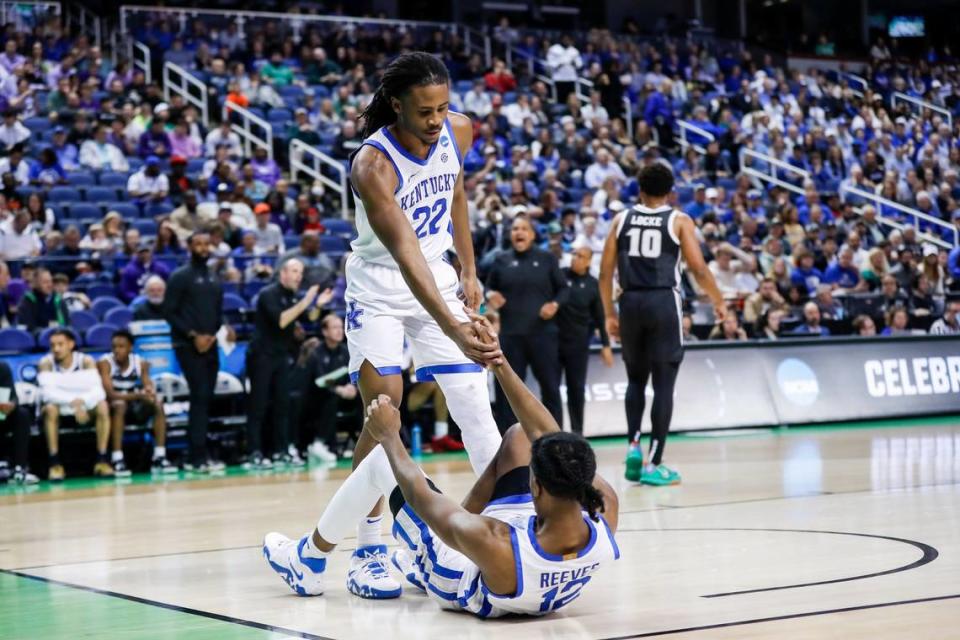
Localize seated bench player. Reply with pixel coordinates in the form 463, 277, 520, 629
97, 329, 177, 476
263, 314, 620, 617
38, 328, 112, 480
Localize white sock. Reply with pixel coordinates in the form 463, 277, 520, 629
435, 372, 502, 475
302, 534, 330, 560
111, 450, 124, 463
153, 446, 166, 460
434, 420, 449, 438
357, 516, 383, 548
315, 446, 400, 546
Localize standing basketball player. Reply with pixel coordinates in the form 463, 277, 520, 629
334, 52, 504, 598
599, 164, 725, 485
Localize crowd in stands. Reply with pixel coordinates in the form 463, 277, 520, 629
0, 16, 958, 345
1, 11, 960, 481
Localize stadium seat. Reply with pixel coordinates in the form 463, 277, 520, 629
144, 203, 173, 218
133, 220, 158, 236
5, 278, 27, 303
223, 293, 247, 312
279, 85, 305, 102
242, 280, 266, 300
103, 202, 140, 219
455, 80, 473, 94
91, 296, 124, 319
283, 234, 301, 248
0, 328, 35, 352
103, 307, 133, 328
24, 116, 52, 132
321, 218, 356, 239
86, 186, 120, 203
186, 158, 206, 174
67, 172, 95, 187
98, 173, 129, 188
67, 203, 103, 220
268, 108, 293, 122
319, 235, 348, 254
86, 284, 117, 300
69, 309, 99, 333
86, 324, 117, 349
47, 187, 82, 202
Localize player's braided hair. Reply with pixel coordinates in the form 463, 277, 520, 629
530, 432, 605, 522
359, 52, 450, 139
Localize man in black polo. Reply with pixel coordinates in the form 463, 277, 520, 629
0, 360, 37, 485
557, 245, 614, 435
245, 258, 332, 469
484, 214, 569, 428
163, 232, 224, 472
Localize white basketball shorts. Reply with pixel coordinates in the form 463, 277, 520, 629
343, 253, 483, 383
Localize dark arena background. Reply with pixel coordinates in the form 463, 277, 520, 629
1, 0, 959, 638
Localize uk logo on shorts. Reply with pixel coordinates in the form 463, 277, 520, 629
346, 301, 364, 331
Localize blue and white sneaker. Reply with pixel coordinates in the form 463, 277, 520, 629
347, 545, 402, 599
391, 548, 426, 594
263, 533, 326, 596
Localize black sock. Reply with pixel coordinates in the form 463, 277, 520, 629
648, 361, 680, 466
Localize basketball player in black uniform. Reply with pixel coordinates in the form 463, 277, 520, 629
599, 164, 725, 485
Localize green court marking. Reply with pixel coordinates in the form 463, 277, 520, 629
3, 415, 958, 496
0, 571, 283, 640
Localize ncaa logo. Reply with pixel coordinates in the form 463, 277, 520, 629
776, 358, 819, 406
440, 136, 450, 147
19, 363, 38, 383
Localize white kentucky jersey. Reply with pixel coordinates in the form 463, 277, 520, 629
461, 508, 620, 618
41, 351, 83, 372
397, 496, 620, 619
100, 353, 143, 393
351, 118, 463, 267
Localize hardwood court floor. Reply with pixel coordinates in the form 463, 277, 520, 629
2, 417, 960, 639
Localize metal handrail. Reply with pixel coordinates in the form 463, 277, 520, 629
162, 62, 210, 127
67, 3, 102, 48
891, 92, 953, 128
738, 147, 809, 196
460, 25, 491, 68
119, 5, 451, 39
840, 72, 868, 98
289, 139, 349, 220
676, 120, 716, 154
132, 40, 151, 84
223, 102, 273, 159
840, 184, 957, 248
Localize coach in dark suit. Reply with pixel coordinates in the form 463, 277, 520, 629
484, 215, 568, 429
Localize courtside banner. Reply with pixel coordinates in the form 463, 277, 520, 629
563, 336, 960, 438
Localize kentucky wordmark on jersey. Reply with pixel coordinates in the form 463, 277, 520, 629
351, 118, 464, 267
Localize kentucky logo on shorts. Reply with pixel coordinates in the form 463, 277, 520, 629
346, 301, 365, 331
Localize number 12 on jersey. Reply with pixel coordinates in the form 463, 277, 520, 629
625, 227, 662, 258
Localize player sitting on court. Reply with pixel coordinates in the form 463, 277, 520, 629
263, 316, 620, 617
97, 329, 176, 477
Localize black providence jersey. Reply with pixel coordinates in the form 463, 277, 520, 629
615, 204, 682, 291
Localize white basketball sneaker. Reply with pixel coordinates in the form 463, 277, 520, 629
390, 548, 426, 594
346, 545, 402, 599
263, 533, 326, 596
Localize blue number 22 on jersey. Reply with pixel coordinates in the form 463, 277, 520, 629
412, 199, 448, 239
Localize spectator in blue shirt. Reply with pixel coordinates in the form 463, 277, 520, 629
684, 184, 709, 218
790, 301, 831, 336
948, 240, 960, 286
119, 245, 171, 303
28, 148, 67, 186
822, 247, 864, 291
50, 127, 79, 170
790, 247, 824, 297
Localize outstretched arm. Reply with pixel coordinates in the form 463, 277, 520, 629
365, 396, 518, 595
599, 213, 622, 340
352, 145, 500, 364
